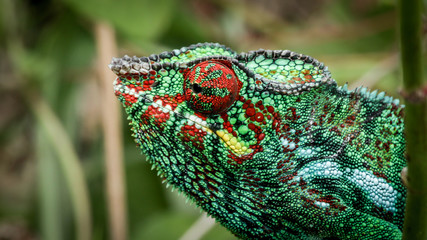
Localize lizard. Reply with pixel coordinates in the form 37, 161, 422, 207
109, 43, 406, 240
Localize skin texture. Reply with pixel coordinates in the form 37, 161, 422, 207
109, 43, 406, 240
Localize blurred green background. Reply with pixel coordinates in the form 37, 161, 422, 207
0, 0, 422, 239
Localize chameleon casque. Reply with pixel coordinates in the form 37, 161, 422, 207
109, 43, 406, 239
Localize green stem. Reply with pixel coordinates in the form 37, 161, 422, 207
400, 0, 427, 239
30, 95, 92, 240
36, 128, 63, 240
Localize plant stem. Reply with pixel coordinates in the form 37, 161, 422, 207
94, 22, 128, 240
179, 213, 216, 240
36, 129, 63, 240
400, 0, 427, 239
30, 95, 92, 240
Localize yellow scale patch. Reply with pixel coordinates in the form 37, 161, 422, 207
216, 130, 252, 156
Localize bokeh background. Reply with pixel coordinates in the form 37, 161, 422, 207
0, 0, 418, 239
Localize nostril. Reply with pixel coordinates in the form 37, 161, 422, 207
192, 83, 202, 94
151, 81, 160, 88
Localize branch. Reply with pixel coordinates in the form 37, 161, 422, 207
400, 0, 427, 239
94, 22, 128, 240
30, 95, 92, 240
179, 213, 216, 240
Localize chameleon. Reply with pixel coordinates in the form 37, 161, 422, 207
109, 43, 406, 239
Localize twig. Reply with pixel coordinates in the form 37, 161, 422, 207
179, 213, 216, 240
94, 22, 128, 240
400, 0, 427, 239
29, 95, 92, 240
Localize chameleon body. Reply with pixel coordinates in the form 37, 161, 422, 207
109, 43, 406, 239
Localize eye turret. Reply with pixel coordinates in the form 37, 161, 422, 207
183, 60, 240, 115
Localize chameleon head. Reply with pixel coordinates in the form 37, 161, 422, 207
109, 45, 249, 201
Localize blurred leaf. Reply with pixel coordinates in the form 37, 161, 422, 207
131, 211, 198, 240
159, 4, 209, 47
35, 12, 94, 71
33, 12, 94, 102
36, 128, 66, 240
30, 96, 92, 240
62, 0, 176, 41
202, 222, 236, 240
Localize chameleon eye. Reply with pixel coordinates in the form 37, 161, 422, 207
183, 60, 239, 115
